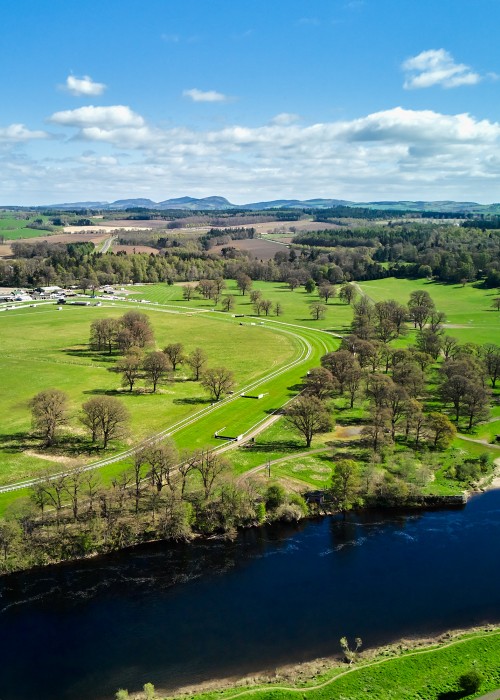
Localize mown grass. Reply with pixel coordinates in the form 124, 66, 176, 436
359, 278, 500, 346
174, 628, 500, 700
0, 303, 299, 484
128, 280, 354, 334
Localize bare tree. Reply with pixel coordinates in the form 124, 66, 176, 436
30, 389, 69, 446
145, 441, 179, 492
117, 349, 143, 392
221, 295, 236, 312
182, 285, 194, 301
310, 302, 327, 320
201, 366, 235, 401
164, 343, 185, 371
285, 395, 332, 447
186, 347, 208, 381
193, 449, 230, 499
81, 396, 129, 448
143, 351, 170, 392
236, 273, 252, 295
319, 284, 336, 304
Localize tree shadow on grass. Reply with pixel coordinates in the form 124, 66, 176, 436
173, 397, 212, 405
82, 388, 122, 396
64, 348, 118, 364
437, 690, 468, 700
245, 439, 303, 453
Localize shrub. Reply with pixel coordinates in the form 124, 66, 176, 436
458, 669, 482, 694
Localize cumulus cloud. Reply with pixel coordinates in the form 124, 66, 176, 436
63, 74, 107, 97
9, 105, 500, 203
402, 49, 481, 89
49, 105, 144, 129
0, 123, 48, 142
183, 88, 229, 102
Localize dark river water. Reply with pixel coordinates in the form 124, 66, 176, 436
1, 491, 500, 700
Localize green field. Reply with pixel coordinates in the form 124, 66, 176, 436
2, 276, 500, 512
175, 628, 500, 700
0, 303, 302, 482
0, 214, 57, 240
0, 298, 339, 499
127, 279, 354, 334
359, 278, 500, 345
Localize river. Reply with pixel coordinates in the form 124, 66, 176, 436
1, 490, 500, 700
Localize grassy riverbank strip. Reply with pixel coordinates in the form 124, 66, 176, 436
164, 627, 500, 700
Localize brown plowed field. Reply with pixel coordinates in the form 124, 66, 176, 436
113, 245, 159, 255
210, 238, 287, 260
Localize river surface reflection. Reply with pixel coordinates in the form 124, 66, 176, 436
1, 491, 500, 700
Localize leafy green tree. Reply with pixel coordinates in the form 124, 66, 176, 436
426, 412, 456, 449
330, 459, 363, 518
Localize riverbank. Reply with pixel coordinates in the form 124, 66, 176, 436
157, 625, 500, 700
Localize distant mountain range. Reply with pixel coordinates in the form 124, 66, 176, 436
38, 195, 500, 214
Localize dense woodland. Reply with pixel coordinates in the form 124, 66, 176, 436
4, 211, 500, 289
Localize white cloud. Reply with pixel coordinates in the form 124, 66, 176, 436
49, 105, 145, 129
270, 113, 301, 126
0, 123, 48, 142
63, 74, 107, 97
9, 105, 500, 204
402, 49, 481, 89
183, 88, 229, 103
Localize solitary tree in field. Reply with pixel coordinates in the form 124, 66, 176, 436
30, 389, 69, 446
186, 347, 208, 381
221, 295, 236, 312
285, 395, 332, 447
310, 302, 327, 320
201, 366, 235, 401
143, 351, 170, 392
339, 283, 357, 305
81, 396, 129, 449
319, 284, 336, 304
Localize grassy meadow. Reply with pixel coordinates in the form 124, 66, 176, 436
2, 275, 500, 508
0, 303, 301, 484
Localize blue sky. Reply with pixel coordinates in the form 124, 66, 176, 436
2, 0, 500, 205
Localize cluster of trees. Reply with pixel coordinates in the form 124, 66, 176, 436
0, 442, 308, 574
286, 290, 498, 459
31, 389, 129, 449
